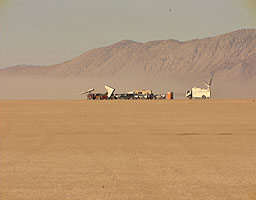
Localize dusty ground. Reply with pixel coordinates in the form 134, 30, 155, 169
0, 100, 256, 200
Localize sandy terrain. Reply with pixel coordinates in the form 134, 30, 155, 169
0, 100, 256, 200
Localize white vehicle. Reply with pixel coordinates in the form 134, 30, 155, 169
186, 77, 212, 99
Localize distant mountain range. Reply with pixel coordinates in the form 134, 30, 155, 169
1, 29, 255, 99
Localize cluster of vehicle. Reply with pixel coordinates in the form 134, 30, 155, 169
79, 77, 212, 100
112, 93, 166, 100
80, 86, 115, 100
87, 93, 108, 100
80, 87, 166, 100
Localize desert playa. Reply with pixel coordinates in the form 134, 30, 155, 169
0, 100, 256, 199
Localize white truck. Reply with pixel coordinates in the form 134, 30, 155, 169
186, 77, 212, 99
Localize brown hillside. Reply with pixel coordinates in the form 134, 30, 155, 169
0, 29, 256, 99
1, 29, 256, 80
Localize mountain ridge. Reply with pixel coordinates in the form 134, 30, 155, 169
1, 29, 255, 82
0, 29, 256, 99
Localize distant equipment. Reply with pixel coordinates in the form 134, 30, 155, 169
79, 86, 115, 100
130, 89, 154, 99
154, 94, 166, 100
79, 86, 175, 100
79, 88, 94, 95
186, 77, 212, 99
166, 92, 174, 99
105, 86, 115, 98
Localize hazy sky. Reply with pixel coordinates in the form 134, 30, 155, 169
0, 0, 255, 68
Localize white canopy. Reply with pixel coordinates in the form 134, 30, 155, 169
105, 86, 115, 98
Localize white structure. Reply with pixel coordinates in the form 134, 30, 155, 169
79, 88, 94, 95
105, 85, 115, 98
186, 77, 212, 99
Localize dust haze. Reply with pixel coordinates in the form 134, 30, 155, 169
1, 74, 255, 100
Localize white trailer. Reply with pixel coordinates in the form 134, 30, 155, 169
186, 77, 212, 99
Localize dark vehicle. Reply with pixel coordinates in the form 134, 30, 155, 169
88, 93, 108, 100
113, 94, 121, 99
120, 93, 134, 100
